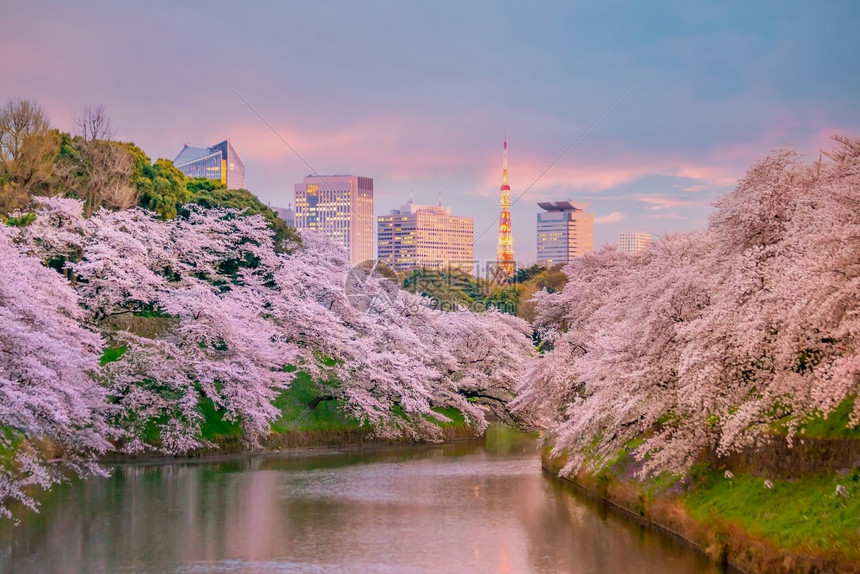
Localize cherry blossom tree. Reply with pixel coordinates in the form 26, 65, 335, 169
703, 137, 860, 453
13, 196, 94, 271
104, 278, 299, 453
0, 224, 111, 518
271, 232, 533, 439
517, 137, 860, 478
8, 195, 534, 465
69, 207, 171, 320
88, 207, 299, 452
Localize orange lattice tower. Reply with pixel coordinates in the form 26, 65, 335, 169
496, 134, 515, 277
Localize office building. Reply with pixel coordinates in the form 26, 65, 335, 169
619, 232, 652, 254
377, 201, 473, 272
536, 201, 594, 265
272, 204, 296, 228
294, 175, 374, 265
173, 140, 245, 190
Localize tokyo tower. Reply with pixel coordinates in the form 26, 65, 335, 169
496, 135, 515, 277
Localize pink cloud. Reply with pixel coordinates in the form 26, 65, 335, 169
681, 184, 708, 193
469, 145, 748, 199
636, 196, 708, 210
224, 113, 486, 180
229, 118, 859, 203
808, 127, 859, 153
594, 212, 627, 224
209, 110, 748, 200
26, 90, 853, 208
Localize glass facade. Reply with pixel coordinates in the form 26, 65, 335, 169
212, 140, 245, 190
536, 201, 594, 265
173, 140, 245, 190
294, 175, 374, 265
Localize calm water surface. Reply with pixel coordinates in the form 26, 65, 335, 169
0, 427, 722, 573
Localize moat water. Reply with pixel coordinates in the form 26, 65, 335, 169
0, 426, 722, 573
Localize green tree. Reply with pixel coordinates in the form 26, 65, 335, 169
185, 176, 225, 194
515, 264, 568, 321
402, 268, 473, 308
124, 144, 190, 219
514, 264, 545, 284
533, 264, 567, 293
484, 284, 522, 315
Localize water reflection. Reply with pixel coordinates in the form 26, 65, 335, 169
0, 427, 721, 573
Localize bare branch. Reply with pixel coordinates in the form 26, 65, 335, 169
73, 105, 113, 142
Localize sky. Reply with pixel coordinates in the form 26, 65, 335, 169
3, 0, 858, 265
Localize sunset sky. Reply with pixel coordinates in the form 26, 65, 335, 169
3, 1, 858, 264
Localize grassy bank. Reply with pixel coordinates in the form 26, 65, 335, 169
97, 345, 477, 452
204, 370, 473, 449
269, 371, 363, 435
542, 445, 860, 573
685, 467, 860, 562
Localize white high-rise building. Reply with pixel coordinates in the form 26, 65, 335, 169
294, 175, 374, 265
377, 201, 473, 272
619, 232, 652, 254
536, 201, 594, 265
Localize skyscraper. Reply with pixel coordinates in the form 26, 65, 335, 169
173, 140, 245, 190
377, 201, 473, 272
619, 232, 652, 254
294, 175, 374, 265
272, 204, 296, 228
536, 201, 594, 265
496, 137, 515, 276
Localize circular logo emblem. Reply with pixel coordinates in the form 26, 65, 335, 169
344, 262, 400, 313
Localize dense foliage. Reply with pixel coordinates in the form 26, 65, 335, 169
126, 146, 190, 219
512, 137, 860, 477
402, 268, 525, 315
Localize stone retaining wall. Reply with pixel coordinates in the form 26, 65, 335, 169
716, 437, 860, 479
542, 449, 860, 574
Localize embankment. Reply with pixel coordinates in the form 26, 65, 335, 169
542, 441, 860, 574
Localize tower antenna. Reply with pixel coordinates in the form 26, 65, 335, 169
496, 131, 514, 277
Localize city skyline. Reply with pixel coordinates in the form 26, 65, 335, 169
3, 1, 857, 262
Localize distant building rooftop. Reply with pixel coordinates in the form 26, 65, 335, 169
538, 201, 592, 212
173, 145, 219, 166
304, 174, 360, 179
172, 140, 245, 190
391, 202, 453, 216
